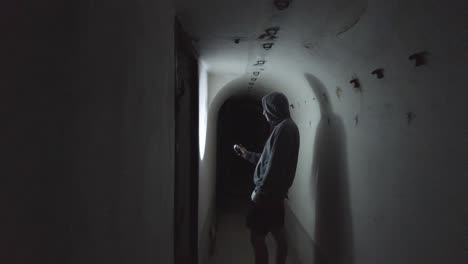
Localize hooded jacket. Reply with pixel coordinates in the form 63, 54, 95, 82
244, 92, 300, 201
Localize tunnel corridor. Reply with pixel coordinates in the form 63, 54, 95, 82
184, 0, 468, 263
3, 0, 468, 263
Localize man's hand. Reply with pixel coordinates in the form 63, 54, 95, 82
251, 189, 266, 205
233, 144, 247, 158
251, 189, 258, 202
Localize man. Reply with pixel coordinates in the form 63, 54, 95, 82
234, 92, 300, 264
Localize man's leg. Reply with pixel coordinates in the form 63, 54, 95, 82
271, 227, 288, 264
250, 231, 268, 264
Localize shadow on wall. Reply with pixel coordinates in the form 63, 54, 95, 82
304, 73, 354, 264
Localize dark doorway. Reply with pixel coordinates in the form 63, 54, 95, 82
216, 95, 270, 211
174, 18, 199, 264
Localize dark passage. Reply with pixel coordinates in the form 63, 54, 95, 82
208, 96, 272, 263
216, 96, 270, 210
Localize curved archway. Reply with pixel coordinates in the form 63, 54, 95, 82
197, 71, 330, 261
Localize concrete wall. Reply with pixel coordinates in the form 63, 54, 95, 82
1, 1, 175, 263
280, 0, 468, 263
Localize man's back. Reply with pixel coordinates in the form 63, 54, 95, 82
253, 117, 299, 200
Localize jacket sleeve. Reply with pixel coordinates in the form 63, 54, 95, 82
256, 124, 296, 198
244, 151, 262, 165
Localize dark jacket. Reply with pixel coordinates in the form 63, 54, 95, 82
245, 92, 300, 201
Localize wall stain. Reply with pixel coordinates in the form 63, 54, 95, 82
406, 111, 415, 125
336, 86, 343, 99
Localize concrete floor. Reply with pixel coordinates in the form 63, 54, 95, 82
207, 201, 297, 264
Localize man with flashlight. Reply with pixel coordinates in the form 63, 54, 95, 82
234, 92, 300, 264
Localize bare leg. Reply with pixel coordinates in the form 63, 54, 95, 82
250, 231, 268, 264
271, 227, 288, 264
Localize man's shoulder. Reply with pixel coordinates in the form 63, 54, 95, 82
277, 118, 299, 134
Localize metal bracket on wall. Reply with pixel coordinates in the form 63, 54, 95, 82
409, 51, 429, 67
371, 68, 384, 79
350, 78, 361, 90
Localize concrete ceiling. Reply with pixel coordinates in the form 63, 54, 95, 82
175, 0, 367, 77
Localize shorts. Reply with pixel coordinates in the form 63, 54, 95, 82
246, 199, 285, 235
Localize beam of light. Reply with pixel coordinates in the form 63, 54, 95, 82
199, 61, 208, 160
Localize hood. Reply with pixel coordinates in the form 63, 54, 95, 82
261, 92, 291, 126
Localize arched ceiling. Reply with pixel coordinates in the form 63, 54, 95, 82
175, 0, 367, 82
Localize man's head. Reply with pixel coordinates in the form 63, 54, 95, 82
261, 92, 291, 126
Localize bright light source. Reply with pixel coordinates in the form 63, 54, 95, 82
199, 62, 208, 160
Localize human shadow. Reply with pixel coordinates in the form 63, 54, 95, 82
305, 73, 354, 264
